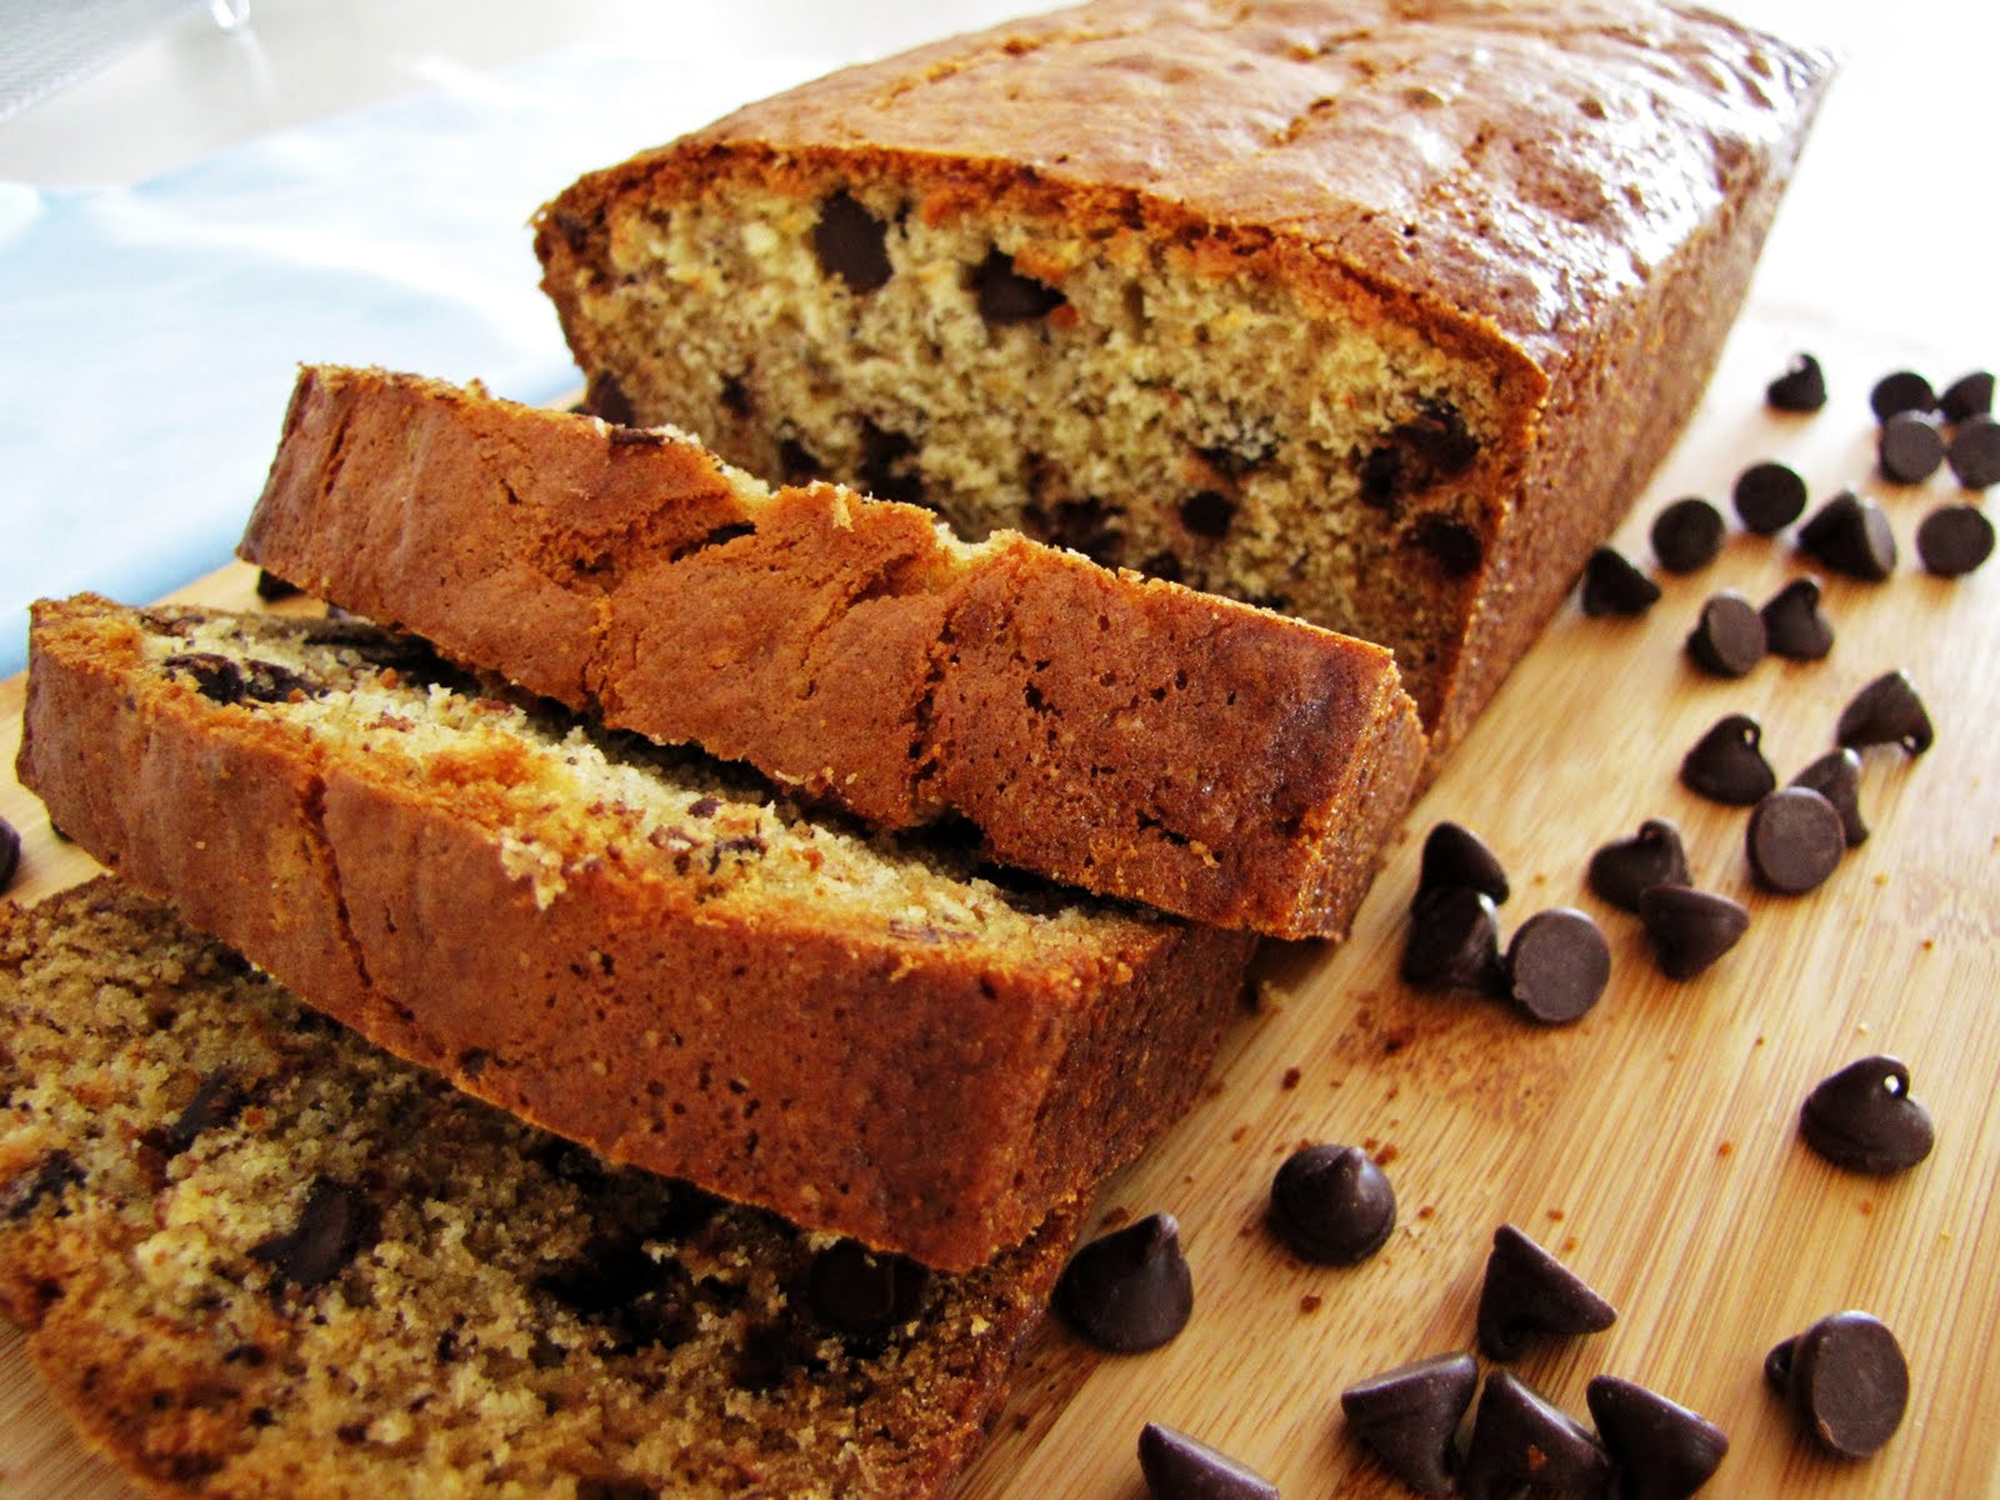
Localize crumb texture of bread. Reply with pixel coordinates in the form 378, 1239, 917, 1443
0, 879, 1070, 1499
533, 0, 1832, 755
241, 365, 1426, 939
15, 597, 1255, 1270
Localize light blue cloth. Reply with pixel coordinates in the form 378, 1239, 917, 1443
0, 47, 829, 676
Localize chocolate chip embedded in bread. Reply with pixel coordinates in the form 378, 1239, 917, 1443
970, 249, 1065, 324
1790, 749, 1869, 847
777, 436, 823, 484
539, 1231, 697, 1353
1680, 713, 1776, 805
1361, 399, 1481, 512
1410, 515, 1484, 577
1414, 821, 1510, 907
248, 1177, 376, 1292
1463, 1370, 1612, 1500
1939, 370, 1996, 424
1587, 818, 1690, 912
1916, 504, 1995, 577
1765, 1310, 1909, 1459
1054, 1213, 1193, 1353
1797, 490, 1897, 580
254, 569, 303, 603
1800, 1055, 1936, 1174
1651, 496, 1726, 573
858, 419, 926, 507
1401, 887, 1503, 993
1766, 352, 1828, 413
1685, 591, 1766, 677
811, 191, 894, 294
1340, 1351, 1479, 1496
0, 815, 19, 894
1, 1150, 85, 1222
161, 1070, 244, 1156
1947, 414, 2000, 489
1268, 1144, 1396, 1265
1503, 908, 1610, 1025
162, 653, 316, 707
585, 372, 635, 427
1137, 1423, 1278, 1500
1732, 460, 1808, 534
807, 1239, 929, 1336
1178, 490, 1236, 538
1877, 411, 1946, 484
1869, 370, 1937, 423
1638, 885, 1749, 980
1747, 787, 1846, 895
1760, 576, 1835, 661
1585, 1375, 1729, 1500
1476, 1223, 1617, 1362
1836, 670, 1934, 755
1580, 546, 1661, 617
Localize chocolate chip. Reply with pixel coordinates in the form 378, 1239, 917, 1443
1463, 1370, 1612, 1500
1759, 576, 1835, 660
539, 1231, 696, 1352
1836, 670, 1933, 755
1800, 1056, 1936, 1174
249, 1178, 375, 1291
1401, 887, 1503, 993
858, 419, 924, 507
718, 375, 754, 418
1340, 1352, 1479, 1496
163, 653, 315, 707
1638, 885, 1751, 980
576, 1480, 658, 1500
1587, 818, 1691, 912
1411, 515, 1484, 577
971, 249, 1065, 324
1765, 1310, 1908, 1459
162, 1071, 243, 1156
586, 373, 634, 427
1947, 414, 2000, 489
1790, 748, 1869, 846
811, 191, 893, 294
0, 815, 19, 893
1870, 370, 1936, 423
1680, 713, 1776, 805
1269, 1144, 1395, 1265
1139, 551, 1185, 583
1054, 1213, 1194, 1353
1179, 490, 1235, 538
1415, 821, 1510, 907
1137, 1423, 1279, 1500
1746, 787, 1846, 895
1916, 504, 1995, 576
1766, 352, 1827, 413
1476, 1223, 1617, 1361
1362, 400, 1481, 511
806, 1239, 928, 1336
254, 569, 302, 603
1685, 591, 1766, 676
1939, 369, 1995, 424
1581, 546, 1661, 617
1651, 497, 1726, 574
1503, 908, 1609, 1025
777, 436, 822, 484
1, 1150, 85, 1222
1585, 1375, 1729, 1500
1798, 490, 1897, 580
1732, 461, 1808, 534
1877, 411, 1946, 484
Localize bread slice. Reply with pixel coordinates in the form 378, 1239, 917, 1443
240, 365, 1425, 940
0, 878, 1070, 1498
16, 596, 1254, 1271
533, 0, 1831, 755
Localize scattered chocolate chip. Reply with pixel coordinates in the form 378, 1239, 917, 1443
806, 1240, 928, 1336
1836, 670, 1933, 755
254, 569, 302, 603
777, 436, 823, 485
1476, 1223, 1617, 1362
1360, 401, 1479, 510
1947, 414, 2000, 489
1581, 546, 1661, 617
1503, 908, 1609, 1025
1179, 490, 1235, 538
1939, 370, 1995, 424
607, 425, 667, 448
1765, 1310, 1909, 1459
162, 1071, 243, 1156
1685, 591, 1766, 677
1877, 411, 1946, 484
163, 653, 315, 708
1588, 819, 1691, 912
1410, 515, 1484, 577
1766, 352, 1828, 413
1870, 370, 1937, 423
1800, 1056, 1936, 1174
1651, 497, 1726, 574
1401, 887, 1503, 993
1415, 822, 1510, 907
249, 1178, 375, 1292
1586, 1374, 1729, 1500
811, 191, 893, 294
585, 372, 634, 427
1759, 576, 1835, 660
1638, 885, 1750, 980
1681, 713, 1776, 805
1747, 787, 1846, 895
1138, 551, 1185, 584
1, 1150, 85, 1222
1732, 461, 1808, 534
539, 1232, 696, 1352
1269, 1144, 1395, 1265
686, 795, 720, 819
576, 1479, 658, 1500
1790, 749, 1868, 846
718, 375, 754, 418
1463, 1370, 1612, 1500
0, 815, 19, 893
1797, 490, 1897, 580
971, 249, 1065, 324
1340, 1352, 1480, 1496
858, 419, 925, 507
1137, 1423, 1279, 1500
1055, 1213, 1194, 1353
1916, 504, 1995, 577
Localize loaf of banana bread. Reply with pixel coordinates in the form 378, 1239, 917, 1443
240, 364, 1425, 940
16, 596, 1254, 1271
534, 0, 1831, 754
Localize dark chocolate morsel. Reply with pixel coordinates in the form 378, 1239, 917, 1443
1916, 504, 1995, 577
1746, 787, 1846, 895
584, 372, 634, 427
1939, 370, 1995, 424
539, 1232, 697, 1352
1415, 821, 1510, 906
1877, 412, 1946, 485
1651, 496, 1726, 574
1340, 1351, 1480, 1496
1797, 490, 1897, 581
1790, 749, 1869, 847
1, 1150, 85, 1222
254, 569, 303, 603
1055, 1213, 1194, 1353
1581, 546, 1662, 617
1947, 414, 2000, 489
1685, 591, 1766, 677
1476, 1223, 1617, 1362
249, 1177, 376, 1291
1836, 670, 1933, 755
162, 1070, 243, 1156
1503, 908, 1609, 1026
1401, 886, 1503, 993
1760, 576, 1835, 661
1766, 352, 1827, 413
1179, 490, 1236, 539
1800, 1056, 1936, 1174
1269, 1144, 1395, 1265
1680, 713, 1776, 805
163, 653, 315, 708
1410, 515, 1484, 577
811, 191, 893, 294
1463, 1370, 1612, 1500
1586, 1374, 1730, 1500
1638, 885, 1751, 981
1587, 818, 1691, 912
0, 815, 19, 893
1137, 1423, 1279, 1500
1765, 1310, 1909, 1459
970, 249, 1066, 324
1732, 461, 1808, 534
807, 1239, 929, 1336
1869, 370, 1937, 423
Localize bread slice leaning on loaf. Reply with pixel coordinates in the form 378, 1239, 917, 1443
240, 364, 1426, 941
16, 596, 1255, 1271
534, 0, 1833, 756
0, 879, 1068, 1499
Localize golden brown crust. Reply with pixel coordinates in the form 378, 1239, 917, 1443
240, 366, 1425, 938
